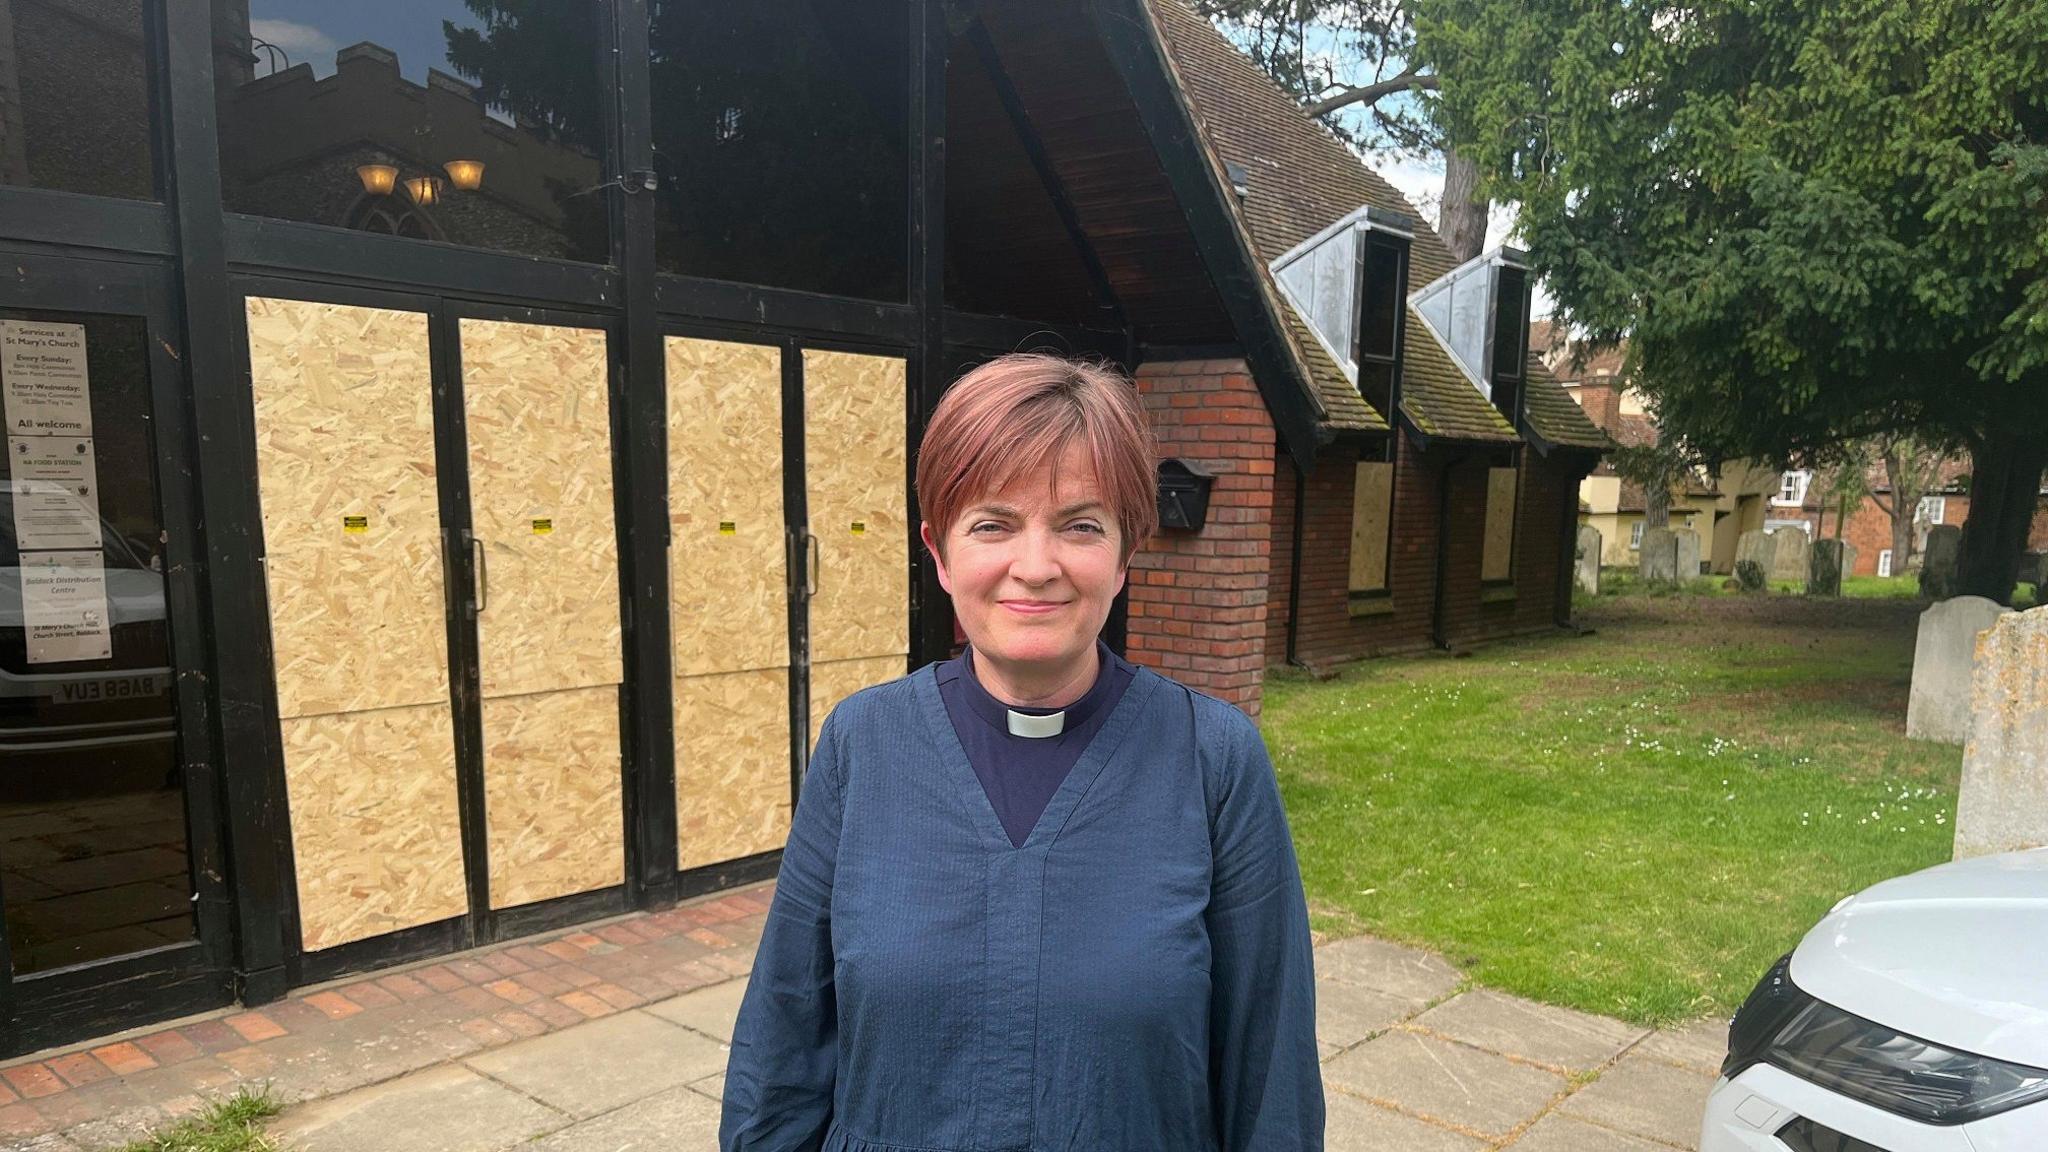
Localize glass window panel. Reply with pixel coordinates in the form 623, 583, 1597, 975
649, 0, 909, 300
1, 308, 194, 975
210, 0, 609, 263
0, 0, 159, 199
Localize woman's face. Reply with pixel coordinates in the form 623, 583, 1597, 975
921, 442, 1127, 677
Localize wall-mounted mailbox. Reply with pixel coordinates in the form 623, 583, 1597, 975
1157, 458, 1217, 532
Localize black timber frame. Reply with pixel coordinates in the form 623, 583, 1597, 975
0, 0, 1315, 1053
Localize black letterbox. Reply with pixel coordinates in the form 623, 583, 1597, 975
1156, 458, 1216, 531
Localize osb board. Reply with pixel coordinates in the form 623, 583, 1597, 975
802, 349, 908, 664
246, 297, 448, 719
808, 654, 906, 753
279, 704, 466, 952
482, 685, 624, 909
1483, 466, 1519, 583
462, 319, 621, 698
675, 666, 791, 871
666, 336, 788, 677
1350, 461, 1393, 593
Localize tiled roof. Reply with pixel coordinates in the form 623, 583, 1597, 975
1523, 353, 1615, 451
1148, 0, 1608, 451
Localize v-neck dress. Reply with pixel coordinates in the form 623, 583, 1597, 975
719, 661, 1324, 1151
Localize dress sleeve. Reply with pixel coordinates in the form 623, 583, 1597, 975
720, 714, 845, 1152
1207, 713, 1325, 1151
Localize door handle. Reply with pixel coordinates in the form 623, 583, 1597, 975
804, 531, 820, 598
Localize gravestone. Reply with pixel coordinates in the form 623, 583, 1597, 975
1906, 596, 2012, 745
1735, 530, 1777, 577
1808, 539, 1847, 596
1575, 525, 1602, 594
1673, 528, 1702, 581
1734, 560, 1767, 592
1954, 607, 2048, 858
1921, 524, 1963, 600
2017, 551, 2045, 591
1638, 527, 1679, 584
1842, 542, 1859, 582
1768, 528, 1810, 584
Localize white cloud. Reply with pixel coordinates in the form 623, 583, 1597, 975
250, 19, 339, 77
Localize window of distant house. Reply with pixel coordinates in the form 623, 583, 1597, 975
648, 0, 910, 300
1916, 496, 1946, 525
1482, 463, 1519, 582
210, 0, 611, 264
1775, 470, 1812, 507
1, 0, 159, 199
1630, 521, 1644, 550
1878, 549, 1894, 578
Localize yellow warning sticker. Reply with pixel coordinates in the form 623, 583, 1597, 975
531, 518, 553, 535
342, 515, 368, 534
718, 521, 737, 535
850, 521, 866, 535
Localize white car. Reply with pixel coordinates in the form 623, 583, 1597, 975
1703, 848, 2048, 1151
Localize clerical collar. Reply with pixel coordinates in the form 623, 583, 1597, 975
957, 640, 1118, 740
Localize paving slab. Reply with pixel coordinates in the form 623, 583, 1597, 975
1414, 990, 1649, 1072
1317, 979, 1424, 1052
463, 1009, 727, 1120
688, 1072, 726, 1103
1315, 936, 1462, 1003
645, 977, 749, 1043
1559, 1053, 1715, 1149
1637, 1019, 1727, 1076
1324, 1091, 1485, 1152
524, 1084, 721, 1151
266, 1065, 564, 1152
1504, 1112, 1677, 1151
1323, 1030, 1565, 1139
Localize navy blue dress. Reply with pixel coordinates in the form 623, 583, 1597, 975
720, 657, 1324, 1151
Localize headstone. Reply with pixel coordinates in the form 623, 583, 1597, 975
1735, 530, 1777, 580
1638, 527, 1678, 584
1954, 607, 2048, 858
1673, 529, 1702, 580
1808, 539, 1846, 596
1841, 542, 1859, 582
1768, 528, 1809, 584
1906, 596, 2012, 745
1734, 560, 1767, 592
1921, 524, 1962, 600
2017, 551, 2045, 591
1575, 525, 1602, 595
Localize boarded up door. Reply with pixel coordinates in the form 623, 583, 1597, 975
245, 297, 466, 952
667, 337, 791, 871
459, 319, 623, 910
802, 350, 908, 746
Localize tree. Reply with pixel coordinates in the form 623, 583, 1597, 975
1416, 0, 2048, 603
1868, 435, 1951, 573
1194, 1, 1489, 260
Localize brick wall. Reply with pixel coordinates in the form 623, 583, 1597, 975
1127, 360, 1275, 718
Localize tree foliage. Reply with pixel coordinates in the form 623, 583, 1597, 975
1417, 0, 2048, 599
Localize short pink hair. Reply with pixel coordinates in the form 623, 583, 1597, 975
917, 353, 1158, 565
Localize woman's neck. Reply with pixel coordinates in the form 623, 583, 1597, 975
969, 643, 1100, 710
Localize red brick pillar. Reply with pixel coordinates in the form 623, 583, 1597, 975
1126, 360, 1277, 718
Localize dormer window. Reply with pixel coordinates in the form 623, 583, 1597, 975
1270, 204, 1414, 420
1409, 247, 1535, 425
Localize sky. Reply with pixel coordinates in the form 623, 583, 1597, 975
248, 0, 474, 83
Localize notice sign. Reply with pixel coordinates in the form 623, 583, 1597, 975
8, 437, 101, 549
2, 320, 93, 438
21, 550, 112, 664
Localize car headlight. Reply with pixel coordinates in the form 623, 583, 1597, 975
1722, 954, 2048, 1126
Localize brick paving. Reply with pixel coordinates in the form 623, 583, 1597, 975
0, 882, 1723, 1151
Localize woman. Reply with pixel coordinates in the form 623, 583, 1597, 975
720, 353, 1323, 1151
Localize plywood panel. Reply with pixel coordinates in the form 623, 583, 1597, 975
1350, 461, 1393, 593
808, 655, 906, 752
667, 336, 788, 676
803, 350, 908, 665
246, 297, 446, 719
482, 686, 624, 909
462, 319, 620, 697
675, 667, 791, 871
280, 704, 466, 951
1483, 466, 1518, 582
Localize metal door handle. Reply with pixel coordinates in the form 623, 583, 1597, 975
804, 531, 820, 597
468, 531, 489, 615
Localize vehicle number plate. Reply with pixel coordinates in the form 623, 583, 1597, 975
56, 675, 164, 704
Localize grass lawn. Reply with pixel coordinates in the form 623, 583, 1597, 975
1265, 592, 1965, 1027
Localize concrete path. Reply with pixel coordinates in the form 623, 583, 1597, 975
0, 882, 1723, 1151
